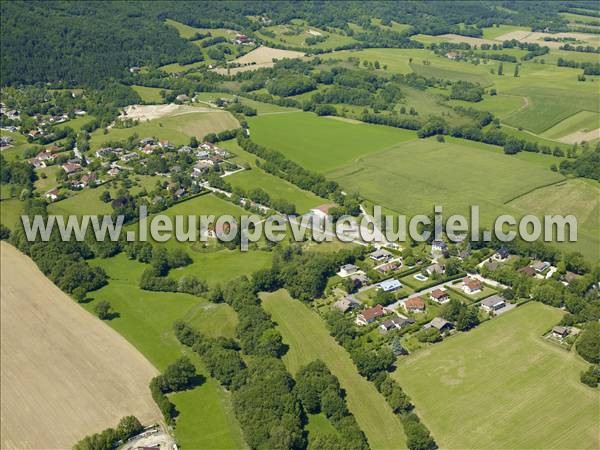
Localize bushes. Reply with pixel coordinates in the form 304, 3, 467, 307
267, 74, 317, 97
149, 356, 197, 425
580, 365, 600, 388
296, 360, 369, 449
402, 413, 438, 450
576, 322, 600, 364
73, 416, 142, 450
449, 81, 484, 102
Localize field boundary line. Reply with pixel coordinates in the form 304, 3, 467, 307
503, 178, 569, 205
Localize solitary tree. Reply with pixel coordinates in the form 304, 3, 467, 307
514, 64, 519, 77
94, 300, 113, 320
498, 62, 503, 75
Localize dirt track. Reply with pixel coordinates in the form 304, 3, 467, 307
120, 103, 215, 121
0, 242, 161, 449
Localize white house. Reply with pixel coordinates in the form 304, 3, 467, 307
480, 295, 506, 313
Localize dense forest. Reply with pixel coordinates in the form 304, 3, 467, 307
2, 1, 596, 87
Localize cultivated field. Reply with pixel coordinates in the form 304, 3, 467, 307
214, 46, 305, 75
394, 302, 599, 449
0, 242, 161, 449
262, 289, 407, 450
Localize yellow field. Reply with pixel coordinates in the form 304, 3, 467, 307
0, 242, 161, 449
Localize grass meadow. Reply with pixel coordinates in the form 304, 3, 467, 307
261, 289, 407, 450
87, 254, 247, 449
394, 302, 599, 449
132, 85, 167, 103
247, 111, 417, 172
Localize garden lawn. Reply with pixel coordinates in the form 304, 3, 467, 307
393, 302, 599, 449
261, 289, 407, 450
247, 111, 417, 172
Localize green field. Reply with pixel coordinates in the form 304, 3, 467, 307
247, 111, 417, 172
508, 179, 600, 261
194, 91, 298, 115
481, 24, 530, 40
132, 85, 167, 103
394, 302, 599, 449
86, 254, 247, 449
261, 290, 407, 450
541, 110, 599, 140
448, 94, 526, 119
90, 110, 238, 149
256, 21, 357, 50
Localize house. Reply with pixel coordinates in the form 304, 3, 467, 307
45, 188, 59, 201
28, 129, 42, 138
120, 152, 138, 162
379, 316, 415, 332
369, 248, 392, 262
458, 249, 470, 260
107, 167, 121, 176
356, 304, 389, 325
350, 272, 369, 287
192, 160, 214, 177
376, 261, 398, 274
446, 51, 459, 60
493, 247, 510, 261
176, 94, 190, 102
95, 147, 113, 158
518, 266, 536, 277
140, 137, 156, 146
425, 263, 445, 276
430, 289, 450, 304
79, 172, 97, 187
62, 162, 82, 175
196, 150, 210, 160
233, 34, 253, 45
378, 278, 402, 292
310, 204, 336, 219
338, 264, 360, 277
73, 109, 86, 116
480, 295, 506, 312
0, 136, 12, 147
431, 240, 447, 253
423, 317, 453, 332
178, 145, 193, 154
462, 277, 482, 294
333, 297, 360, 313
403, 296, 426, 313
129, 66, 141, 73
532, 260, 550, 273
141, 144, 155, 154
551, 326, 569, 339
563, 271, 580, 284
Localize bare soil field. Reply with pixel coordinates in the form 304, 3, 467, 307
0, 242, 161, 449
120, 103, 215, 122
214, 46, 304, 74
495, 30, 600, 47
558, 128, 600, 144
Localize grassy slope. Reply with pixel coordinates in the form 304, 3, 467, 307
541, 110, 599, 139
247, 111, 417, 172
86, 254, 247, 449
132, 85, 167, 103
508, 178, 600, 261
222, 139, 326, 213
394, 302, 599, 449
90, 111, 238, 149
261, 290, 407, 450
